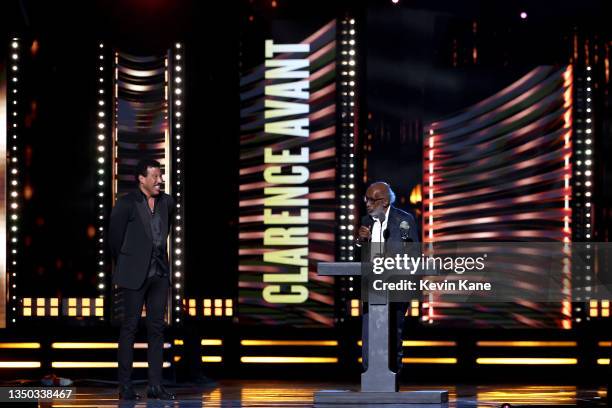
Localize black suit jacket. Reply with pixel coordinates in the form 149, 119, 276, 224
384, 206, 419, 244
109, 191, 176, 290
356, 206, 419, 260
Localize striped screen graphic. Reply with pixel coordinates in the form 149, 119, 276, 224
239, 21, 338, 327
423, 66, 573, 328
113, 52, 169, 199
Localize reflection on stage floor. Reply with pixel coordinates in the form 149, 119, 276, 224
38, 381, 609, 407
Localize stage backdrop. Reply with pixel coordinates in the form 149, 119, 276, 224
238, 17, 354, 327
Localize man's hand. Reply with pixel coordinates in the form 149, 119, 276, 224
358, 225, 372, 243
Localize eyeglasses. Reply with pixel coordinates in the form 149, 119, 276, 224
363, 196, 385, 204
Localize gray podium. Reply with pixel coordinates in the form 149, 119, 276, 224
314, 262, 448, 406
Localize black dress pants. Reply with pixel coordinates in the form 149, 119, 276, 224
117, 275, 169, 387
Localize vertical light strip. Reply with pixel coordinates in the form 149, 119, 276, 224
8, 39, 20, 325
171, 42, 184, 324
582, 66, 594, 319
112, 52, 119, 204
338, 18, 358, 322
338, 18, 357, 264
572, 64, 593, 322
583, 66, 593, 241
96, 42, 107, 304
427, 129, 434, 241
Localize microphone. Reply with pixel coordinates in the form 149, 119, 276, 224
399, 220, 412, 241
356, 215, 375, 247
362, 215, 375, 231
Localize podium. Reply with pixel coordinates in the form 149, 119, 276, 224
314, 262, 448, 406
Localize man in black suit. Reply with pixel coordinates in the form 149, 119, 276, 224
109, 159, 176, 400
356, 181, 419, 382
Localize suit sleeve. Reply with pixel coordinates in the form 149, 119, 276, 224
109, 198, 130, 262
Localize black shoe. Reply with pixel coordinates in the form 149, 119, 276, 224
118, 385, 141, 400
146, 385, 175, 400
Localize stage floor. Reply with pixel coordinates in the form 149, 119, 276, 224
36, 381, 608, 407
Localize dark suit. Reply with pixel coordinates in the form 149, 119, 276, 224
360, 206, 419, 374
109, 190, 175, 387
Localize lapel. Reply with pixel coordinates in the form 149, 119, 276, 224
135, 192, 153, 241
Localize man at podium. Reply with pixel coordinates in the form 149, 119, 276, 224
355, 181, 420, 375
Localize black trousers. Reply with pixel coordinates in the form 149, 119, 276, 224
117, 275, 169, 387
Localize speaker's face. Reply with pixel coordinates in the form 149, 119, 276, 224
364, 184, 388, 218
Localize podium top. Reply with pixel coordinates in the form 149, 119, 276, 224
317, 262, 361, 276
